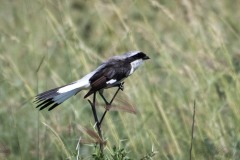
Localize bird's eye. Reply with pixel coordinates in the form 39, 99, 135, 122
137, 52, 146, 58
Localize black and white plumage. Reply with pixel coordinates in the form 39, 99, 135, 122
35, 51, 150, 111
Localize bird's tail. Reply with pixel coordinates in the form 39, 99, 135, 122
35, 72, 95, 111
34, 84, 82, 111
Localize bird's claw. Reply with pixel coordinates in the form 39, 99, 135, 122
119, 82, 124, 91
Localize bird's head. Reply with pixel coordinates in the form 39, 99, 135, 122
122, 51, 150, 75
124, 51, 150, 62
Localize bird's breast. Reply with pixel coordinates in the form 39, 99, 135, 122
129, 59, 144, 75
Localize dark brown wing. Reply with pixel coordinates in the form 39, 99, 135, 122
84, 76, 107, 98
84, 60, 131, 98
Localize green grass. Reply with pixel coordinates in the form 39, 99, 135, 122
1, 0, 240, 159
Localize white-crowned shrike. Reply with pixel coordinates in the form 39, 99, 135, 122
35, 51, 150, 111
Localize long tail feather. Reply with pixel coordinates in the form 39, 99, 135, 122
34, 71, 95, 110
35, 85, 81, 111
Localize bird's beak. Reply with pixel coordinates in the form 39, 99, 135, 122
143, 56, 150, 60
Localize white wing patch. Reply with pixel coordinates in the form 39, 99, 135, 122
106, 79, 117, 84
129, 59, 144, 75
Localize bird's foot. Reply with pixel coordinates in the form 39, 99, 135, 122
119, 82, 124, 91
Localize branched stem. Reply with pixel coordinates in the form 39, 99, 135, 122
88, 92, 103, 152
88, 82, 124, 153
99, 82, 124, 126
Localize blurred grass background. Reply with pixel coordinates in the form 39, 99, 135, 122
1, 0, 240, 159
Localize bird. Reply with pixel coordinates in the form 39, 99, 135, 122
34, 51, 150, 111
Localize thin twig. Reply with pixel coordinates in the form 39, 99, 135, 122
99, 111, 108, 126
190, 100, 196, 160
88, 93, 103, 152
88, 93, 98, 124
99, 83, 124, 126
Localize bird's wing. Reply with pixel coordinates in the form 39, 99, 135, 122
83, 67, 112, 98
84, 62, 130, 98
